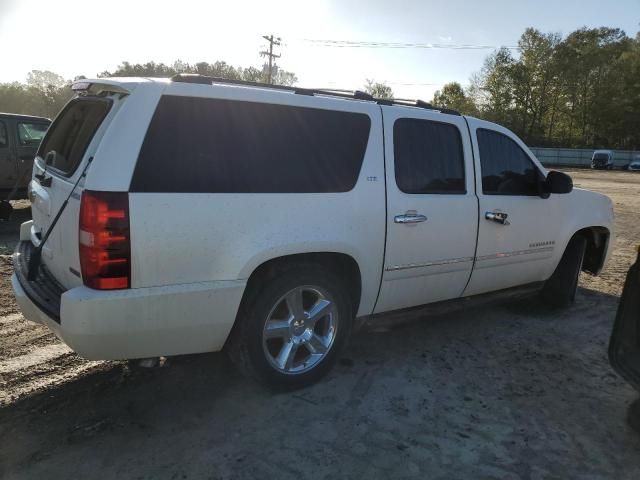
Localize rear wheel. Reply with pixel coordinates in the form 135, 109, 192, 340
227, 264, 353, 390
541, 236, 587, 308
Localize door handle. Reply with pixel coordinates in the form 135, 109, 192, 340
394, 212, 427, 224
485, 211, 510, 225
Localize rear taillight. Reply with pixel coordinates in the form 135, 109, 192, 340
79, 191, 131, 289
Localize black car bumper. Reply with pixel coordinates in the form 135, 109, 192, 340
13, 241, 65, 323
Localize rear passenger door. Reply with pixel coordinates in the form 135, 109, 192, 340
375, 108, 478, 313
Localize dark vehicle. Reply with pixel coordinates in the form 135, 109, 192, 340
591, 150, 614, 170
609, 247, 640, 431
0, 113, 50, 200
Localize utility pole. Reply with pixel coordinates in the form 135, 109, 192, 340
260, 35, 281, 84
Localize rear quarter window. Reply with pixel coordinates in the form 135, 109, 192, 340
130, 95, 372, 193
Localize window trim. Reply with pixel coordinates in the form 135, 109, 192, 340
393, 117, 467, 195
16, 121, 49, 147
37, 97, 112, 178
476, 128, 542, 197
0, 120, 8, 148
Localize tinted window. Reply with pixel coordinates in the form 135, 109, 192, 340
18, 122, 48, 146
394, 118, 465, 194
0, 121, 6, 147
38, 99, 111, 175
477, 129, 540, 196
131, 95, 371, 193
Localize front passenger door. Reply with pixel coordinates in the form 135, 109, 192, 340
463, 119, 563, 296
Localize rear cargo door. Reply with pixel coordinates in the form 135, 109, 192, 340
29, 96, 120, 288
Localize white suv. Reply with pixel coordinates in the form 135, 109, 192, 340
12, 75, 615, 389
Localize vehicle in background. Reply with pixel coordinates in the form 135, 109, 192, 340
627, 155, 640, 172
0, 113, 50, 200
591, 150, 615, 170
11, 76, 615, 389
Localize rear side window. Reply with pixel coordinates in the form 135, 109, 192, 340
131, 95, 371, 193
38, 99, 111, 176
0, 121, 7, 147
393, 118, 466, 194
477, 129, 540, 196
17, 122, 48, 146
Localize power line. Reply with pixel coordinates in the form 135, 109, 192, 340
299, 38, 520, 50
260, 34, 281, 84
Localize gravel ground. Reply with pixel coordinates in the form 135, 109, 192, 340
1, 169, 639, 479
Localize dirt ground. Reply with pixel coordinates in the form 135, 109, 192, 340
1, 169, 640, 479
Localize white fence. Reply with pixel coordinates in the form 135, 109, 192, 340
529, 147, 639, 168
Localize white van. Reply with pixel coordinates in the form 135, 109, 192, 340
12, 75, 615, 388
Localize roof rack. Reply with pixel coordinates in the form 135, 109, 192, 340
170, 74, 461, 116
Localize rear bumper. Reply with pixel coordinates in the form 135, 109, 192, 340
12, 242, 246, 360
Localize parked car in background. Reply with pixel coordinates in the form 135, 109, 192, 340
0, 113, 50, 199
12, 76, 615, 389
591, 149, 615, 170
627, 154, 640, 172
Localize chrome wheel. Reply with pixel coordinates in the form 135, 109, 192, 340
262, 285, 338, 375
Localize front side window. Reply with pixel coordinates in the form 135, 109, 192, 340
131, 96, 371, 193
477, 129, 540, 196
38, 99, 111, 176
393, 118, 466, 194
0, 121, 7, 147
17, 122, 48, 146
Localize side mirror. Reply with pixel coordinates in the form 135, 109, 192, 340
541, 170, 573, 197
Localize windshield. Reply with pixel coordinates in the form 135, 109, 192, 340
37, 98, 111, 176
593, 153, 609, 161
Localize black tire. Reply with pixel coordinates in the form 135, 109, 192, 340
540, 236, 587, 308
226, 263, 353, 390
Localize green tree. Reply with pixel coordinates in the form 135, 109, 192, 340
364, 80, 393, 99
100, 60, 298, 86
432, 82, 478, 115
468, 27, 638, 149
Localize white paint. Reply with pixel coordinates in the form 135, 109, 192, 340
13, 77, 616, 362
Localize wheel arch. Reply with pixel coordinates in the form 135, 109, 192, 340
568, 226, 611, 275
241, 251, 363, 318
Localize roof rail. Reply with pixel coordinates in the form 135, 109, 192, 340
170, 74, 461, 116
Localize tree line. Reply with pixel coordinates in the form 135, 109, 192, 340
0, 60, 298, 120
431, 27, 640, 150
1, 26, 638, 149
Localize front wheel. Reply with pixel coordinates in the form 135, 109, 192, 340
540, 236, 587, 308
227, 264, 353, 390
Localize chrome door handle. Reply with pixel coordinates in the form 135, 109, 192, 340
485, 211, 510, 225
394, 213, 427, 224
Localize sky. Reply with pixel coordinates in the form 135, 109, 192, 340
0, 0, 638, 100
